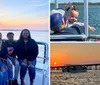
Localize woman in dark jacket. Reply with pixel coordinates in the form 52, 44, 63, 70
16, 29, 38, 85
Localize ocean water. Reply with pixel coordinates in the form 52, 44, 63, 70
51, 5, 100, 35
0, 30, 49, 43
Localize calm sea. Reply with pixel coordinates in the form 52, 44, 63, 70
51, 5, 100, 35
0, 30, 49, 43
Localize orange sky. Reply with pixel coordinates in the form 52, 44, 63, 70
50, 43, 100, 67
0, 18, 48, 30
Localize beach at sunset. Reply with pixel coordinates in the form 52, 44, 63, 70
51, 70, 100, 85
50, 43, 100, 85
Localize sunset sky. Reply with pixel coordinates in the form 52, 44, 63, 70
51, 43, 100, 67
0, 0, 49, 30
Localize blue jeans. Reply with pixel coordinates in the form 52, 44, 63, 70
0, 60, 8, 85
19, 59, 36, 82
14, 59, 20, 80
7, 58, 13, 80
0, 71, 3, 85
7, 57, 20, 80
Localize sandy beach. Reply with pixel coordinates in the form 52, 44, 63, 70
51, 70, 100, 85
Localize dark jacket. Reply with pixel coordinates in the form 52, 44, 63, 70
54, 26, 85, 35
16, 39, 38, 61
0, 40, 7, 59
5, 40, 16, 57
54, 27, 78, 35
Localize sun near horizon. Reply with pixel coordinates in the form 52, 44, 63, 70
50, 43, 100, 67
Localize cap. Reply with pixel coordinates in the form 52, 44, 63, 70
50, 9, 65, 31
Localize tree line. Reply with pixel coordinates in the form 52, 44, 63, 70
51, 2, 100, 6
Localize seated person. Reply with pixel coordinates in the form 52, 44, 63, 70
50, 9, 85, 35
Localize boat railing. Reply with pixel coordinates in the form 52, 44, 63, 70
37, 42, 49, 64
50, 34, 100, 41
2, 39, 49, 64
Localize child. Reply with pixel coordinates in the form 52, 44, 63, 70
64, 5, 95, 32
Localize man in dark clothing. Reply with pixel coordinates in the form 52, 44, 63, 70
5, 32, 19, 85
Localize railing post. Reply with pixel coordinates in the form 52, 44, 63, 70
84, 0, 88, 41
55, 0, 58, 9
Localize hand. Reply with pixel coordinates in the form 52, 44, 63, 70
88, 26, 96, 32
27, 61, 32, 66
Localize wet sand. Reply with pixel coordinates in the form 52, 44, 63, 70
51, 70, 100, 85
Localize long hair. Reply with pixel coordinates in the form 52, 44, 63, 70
18, 29, 32, 42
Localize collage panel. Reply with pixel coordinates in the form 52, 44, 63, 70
50, 42, 100, 85
0, 0, 49, 85
50, 0, 100, 42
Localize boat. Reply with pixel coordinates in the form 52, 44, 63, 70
62, 65, 87, 73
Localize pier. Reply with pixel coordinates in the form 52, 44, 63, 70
50, 63, 100, 70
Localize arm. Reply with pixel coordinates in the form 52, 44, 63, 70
73, 22, 96, 32
88, 26, 96, 32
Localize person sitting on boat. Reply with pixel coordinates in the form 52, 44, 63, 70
50, 9, 84, 35
0, 32, 9, 85
5, 32, 19, 85
16, 29, 38, 85
64, 5, 96, 32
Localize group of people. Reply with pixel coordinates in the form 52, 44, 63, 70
0, 29, 38, 85
50, 4, 95, 35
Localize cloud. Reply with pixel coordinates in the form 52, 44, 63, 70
32, 3, 48, 7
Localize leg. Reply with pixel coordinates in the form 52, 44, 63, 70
28, 59, 36, 85
7, 58, 13, 85
19, 60, 27, 85
0, 71, 3, 85
13, 59, 20, 85
0, 60, 8, 85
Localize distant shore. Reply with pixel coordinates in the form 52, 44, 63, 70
51, 2, 100, 6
